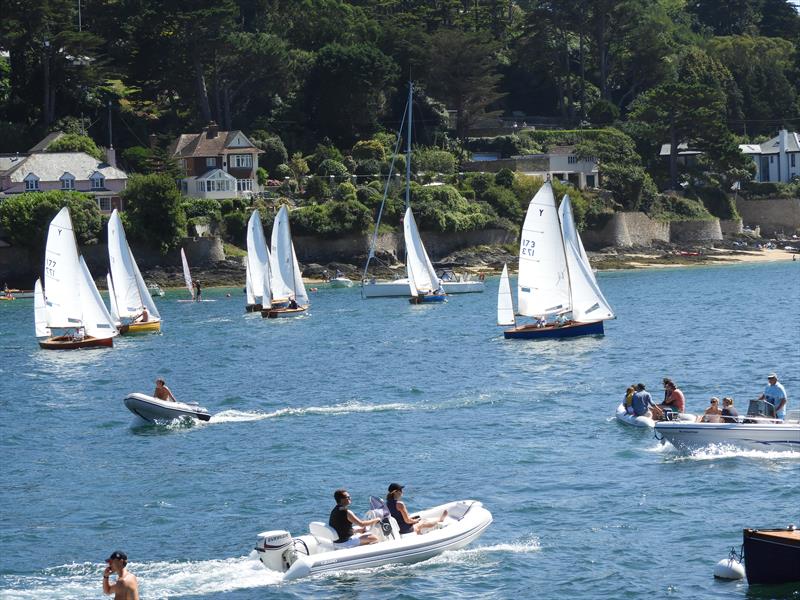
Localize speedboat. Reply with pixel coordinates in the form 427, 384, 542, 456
655, 418, 800, 451
123, 392, 211, 423
147, 283, 165, 297
328, 277, 353, 288
256, 499, 492, 580
614, 403, 696, 428
361, 277, 411, 298
437, 269, 485, 294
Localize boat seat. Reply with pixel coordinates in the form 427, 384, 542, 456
309, 521, 338, 542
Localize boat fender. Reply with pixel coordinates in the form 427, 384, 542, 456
713, 547, 745, 580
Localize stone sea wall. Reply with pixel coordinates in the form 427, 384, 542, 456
735, 197, 800, 236
580, 212, 723, 249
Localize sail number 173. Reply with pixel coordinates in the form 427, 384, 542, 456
521, 238, 536, 257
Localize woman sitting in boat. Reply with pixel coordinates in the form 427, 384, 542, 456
153, 378, 177, 403
386, 483, 447, 535
624, 385, 636, 415
697, 397, 722, 422
721, 397, 739, 422
657, 379, 685, 417
329, 489, 380, 548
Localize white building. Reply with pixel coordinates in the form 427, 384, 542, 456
739, 129, 800, 183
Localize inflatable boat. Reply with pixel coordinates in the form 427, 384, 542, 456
614, 403, 696, 428
123, 392, 211, 423
256, 499, 492, 580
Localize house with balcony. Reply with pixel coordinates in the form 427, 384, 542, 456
0, 134, 127, 213
171, 122, 262, 199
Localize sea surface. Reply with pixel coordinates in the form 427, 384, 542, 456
1, 261, 798, 599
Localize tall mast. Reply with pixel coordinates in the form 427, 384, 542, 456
405, 81, 412, 210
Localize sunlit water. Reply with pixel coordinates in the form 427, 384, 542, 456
1, 262, 798, 599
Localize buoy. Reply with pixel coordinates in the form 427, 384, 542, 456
713, 557, 745, 580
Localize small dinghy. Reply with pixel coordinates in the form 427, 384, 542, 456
123, 392, 210, 423
615, 403, 696, 428
256, 499, 492, 581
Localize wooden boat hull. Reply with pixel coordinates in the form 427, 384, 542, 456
743, 527, 800, 585
245, 303, 263, 313
122, 320, 161, 334
39, 335, 113, 350
504, 320, 604, 339
409, 294, 447, 304
262, 306, 308, 318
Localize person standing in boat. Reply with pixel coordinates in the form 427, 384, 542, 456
658, 379, 685, 418
386, 483, 447, 535
102, 550, 139, 600
759, 373, 787, 420
329, 489, 380, 548
631, 383, 656, 418
721, 397, 739, 422
153, 378, 177, 403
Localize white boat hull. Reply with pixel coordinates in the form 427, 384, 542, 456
614, 403, 695, 428
441, 280, 484, 294
361, 279, 411, 298
256, 500, 492, 580
655, 421, 800, 451
123, 392, 210, 423
328, 278, 353, 288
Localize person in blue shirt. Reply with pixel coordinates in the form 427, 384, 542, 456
759, 373, 788, 420
631, 383, 657, 418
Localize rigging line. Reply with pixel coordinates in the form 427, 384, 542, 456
116, 112, 148, 147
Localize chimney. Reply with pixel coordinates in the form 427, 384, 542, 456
206, 121, 219, 139
105, 146, 116, 168
778, 129, 788, 152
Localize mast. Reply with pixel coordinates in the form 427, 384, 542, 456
405, 81, 412, 210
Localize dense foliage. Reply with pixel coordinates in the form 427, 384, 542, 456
121, 174, 187, 252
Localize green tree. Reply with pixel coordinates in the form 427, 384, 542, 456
46, 133, 104, 160
122, 174, 187, 252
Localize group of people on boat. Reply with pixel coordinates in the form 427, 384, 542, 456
623, 373, 788, 422
328, 483, 447, 548
532, 312, 572, 329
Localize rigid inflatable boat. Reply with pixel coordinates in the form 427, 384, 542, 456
256, 499, 492, 580
123, 392, 211, 423
614, 403, 695, 428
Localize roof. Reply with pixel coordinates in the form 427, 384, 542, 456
659, 143, 703, 157
28, 132, 66, 153
5, 152, 127, 183
0, 154, 25, 174
741, 130, 800, 155
171, 127, 261, 159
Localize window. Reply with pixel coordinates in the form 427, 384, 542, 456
792, 154, 796, 167
231, 154, 252, 168
97, 197, 112, 211
206, 157, 217, 167
237, 179, 253, 192
770, 156, 774, 164
60, 173, 75, 190
25, 177, 40, 191
568, 156, 577, 164
90, 173, 105, 189
204, 179, 231, 192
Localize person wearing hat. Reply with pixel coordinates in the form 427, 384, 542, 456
328, 489, 380, 549
386, 483, 448, 535
759, 373, 788, 420
102, 550, 139, 599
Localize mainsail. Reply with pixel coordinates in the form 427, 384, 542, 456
246, 210, 272, 304
497, 264, 515, 326
181, 248, 194, 299
403, 206, 440, 296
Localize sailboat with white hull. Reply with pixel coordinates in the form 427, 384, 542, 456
36, 207, 118, 349
405, 206, 446, 304
245, 209, 272, 312
262, 205, 309, 318
107, 209, 161, 333
499, 181, 614, 339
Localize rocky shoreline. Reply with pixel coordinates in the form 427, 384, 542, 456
138, 240, 798, 289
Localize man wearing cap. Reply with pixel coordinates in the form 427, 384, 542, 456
329, 489, 380, 548
102, 550, 139, 599
759, 373, 788, 420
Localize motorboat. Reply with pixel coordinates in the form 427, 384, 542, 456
614, 403, 696, 428
147, 283, 165, 297
742, 526, 800, 585
655, 402, 800, 451
256, 499, 492, 581
328, 277, 353, 288
438, 269, 484, 294
361, 277, 411, 298
123, 392, 211, 423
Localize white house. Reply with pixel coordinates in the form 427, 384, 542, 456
739, 129, 800, 183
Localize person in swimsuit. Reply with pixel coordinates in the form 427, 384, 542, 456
657, 379, 685, 418
385, 483, 447, 535
102, 550, 139, 600
153, 378, 177, 402
328, 489, 380, 548
697, 397, 722, 422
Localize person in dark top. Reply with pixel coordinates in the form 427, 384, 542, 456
328, 488, 380, 549
721, 397, 739, 423
193, 280, 201, 302
288, 297, 299, 309
385, 483, 447, 535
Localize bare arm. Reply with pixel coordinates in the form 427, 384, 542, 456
347, 510, 379, 528
395, 500, 419, 525
164, 386, 177, 402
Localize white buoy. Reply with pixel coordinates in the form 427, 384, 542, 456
713, 556, 745, 580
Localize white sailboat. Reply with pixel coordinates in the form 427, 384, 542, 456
499, 181, 614, 339
404, 206, 446, 303
497, 263, 515, 326
245, 209, 272, 312
107, 209, 161, 333
37, 207, 118, 349
262, 205, 308, 318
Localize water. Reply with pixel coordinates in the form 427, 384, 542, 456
1, 262, 798, 599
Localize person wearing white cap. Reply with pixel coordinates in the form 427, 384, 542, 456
759, 373, 788, 420
102, 550, 138, 599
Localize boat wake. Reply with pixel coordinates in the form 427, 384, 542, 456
0, 554, 280, 599
672, 445, 800, 462
211, 401, 413, 423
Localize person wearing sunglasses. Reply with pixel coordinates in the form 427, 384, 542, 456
329, 489, 380, 548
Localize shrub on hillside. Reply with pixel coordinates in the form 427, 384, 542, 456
317, 159, 349, 180
352, 139, 386, 162
413, 148, 456, 174
122, 173, 187, 252
46, 133, 104, 161
223, 211, 248, 245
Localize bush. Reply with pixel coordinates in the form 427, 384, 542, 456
305, 176, 331, 201
355, 159, 382, 178
256, 167, 269, 187
587, 99, 620, 126
122, 173, 187, 252
308, 143, 344, 172
182, 198, 222, 221
256, 136, 288, 172
334, 182, 357, 202
317, 159, 349, 179
481, 185, 523, 222
223, 211, 248, 245
465, 173, 495, 199
494, 168, 515, 188
648, 194, 714, 221
352, 139, 386, 162
413, 148, 456, 175
410, 184, 492, 232
292, 199, 372, 237
46, 133, 104, 161
219, 197, 248, 215
121, 146, 152, 173
273, 163, 293, 180
381, 154, 405, 176
691, 186, 739, 219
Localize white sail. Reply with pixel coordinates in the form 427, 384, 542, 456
403, 206, 440, 295
497, 263, 515, 326
107, 210, 143, 318
290, 242, 309, 306
106, 273, 121, 324
245, 260, 256, 305
246, 210, 272, 304
270, 205, 296, 301
34, 278, 49, 337
517, 182, 570, 317
77, 256, 118, 339
129, 252, 160, 319
558, 195, 614, 322
181, 248, 194, 299
44, 207, 83, 328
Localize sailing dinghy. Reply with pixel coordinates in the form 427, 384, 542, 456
404, 206, 446, 304
107, 209, 161, 333
262, 205, 308, 318
498, 181, 614, 339
36, 207, 118, 349
245, 210, 271, 312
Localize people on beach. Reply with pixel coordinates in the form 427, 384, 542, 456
658, 379, 685, 417
721, 397, 739, 423
193, 280, 202, 302
386, 483, 447, 535
631, 383, 656, 418
759, 373, 787, 419
329, 488, 380, 548
697, 397, 722, 422
102, 550, 139, 599
153, 378, 177, 402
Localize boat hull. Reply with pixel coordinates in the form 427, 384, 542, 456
409, 294, 447, 304
614, 403, 696, 428
743, 528, 800, 585
361, 280, 411, 298
655, 421, 800, 451
39, 335, 113, 350
441, 281, 484, 294
123, 393, 210, 423
262, 306, 308, 318
504, 320, 604, 339
245, 303, 263, 313
328, 278, 353, 288
122, 320, 161, 334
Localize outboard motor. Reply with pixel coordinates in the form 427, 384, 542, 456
255, 530, 296, 572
